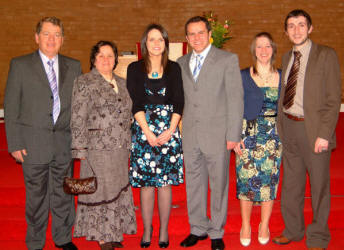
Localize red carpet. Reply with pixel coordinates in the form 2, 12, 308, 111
0, 114, 344, 249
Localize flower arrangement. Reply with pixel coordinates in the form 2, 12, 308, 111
203, 11, 232, 48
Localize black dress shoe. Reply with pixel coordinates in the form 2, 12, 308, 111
180, 234, 208, 247
211, 239, 225, 250
112, 241, 124, 248
141, 225, 153, 248
158, 240, 169, 248
55, 242, 78, 250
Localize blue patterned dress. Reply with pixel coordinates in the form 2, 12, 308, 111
129, 78, 184, 187
236, 87, 282, 201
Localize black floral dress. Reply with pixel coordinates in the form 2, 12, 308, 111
129, 78, 184, 187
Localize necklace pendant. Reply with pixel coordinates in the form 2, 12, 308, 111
152, 72, 159, 78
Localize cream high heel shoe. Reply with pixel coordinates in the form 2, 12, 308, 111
240, 227, 251, 247
258, 223, 270, 245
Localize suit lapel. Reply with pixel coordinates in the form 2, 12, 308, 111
304, 42, 317, 92
183, 53, 194, 82
281, 52, 291, 86
184, 45, 216, 86
32, 51, 51, 90
196, 46, 215, 83
58, 54, 68, 91
280, 51, 292, 103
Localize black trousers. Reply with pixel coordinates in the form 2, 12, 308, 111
22, 160, 75, 250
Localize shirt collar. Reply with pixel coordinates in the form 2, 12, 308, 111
38, 50, 58, 65
192, 44, 212, 60
293, 39, 312, 57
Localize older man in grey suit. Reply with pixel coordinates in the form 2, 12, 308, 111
177, 16, 243, 250
4, 17, 81, 250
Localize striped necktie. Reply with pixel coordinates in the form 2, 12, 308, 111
283, 51, 302, 109
193, 54, 203, 81
47, 60, 60, 124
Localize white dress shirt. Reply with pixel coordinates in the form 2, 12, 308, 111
189, 44, 212, 76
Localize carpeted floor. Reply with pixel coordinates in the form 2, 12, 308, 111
0, 114, 343, 249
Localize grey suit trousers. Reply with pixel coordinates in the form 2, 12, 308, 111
184, 143, 230, 239
281, 113, 331, 248
22, 160, 75, 249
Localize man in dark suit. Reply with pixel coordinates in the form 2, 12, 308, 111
4, 17, 81, 250
177, 16, 243, 250
273, 10, 341, 250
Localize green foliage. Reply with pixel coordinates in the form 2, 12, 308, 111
203, 11, 232, 48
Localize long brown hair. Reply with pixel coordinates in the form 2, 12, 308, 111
140, 23, 169, 73
250, 32, 277, 74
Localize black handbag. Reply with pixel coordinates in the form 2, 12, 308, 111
63, 158, 97, 195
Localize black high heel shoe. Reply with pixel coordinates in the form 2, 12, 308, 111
158, 228, 169, 248
158, 240, 169, 248
140, 226, 153, 248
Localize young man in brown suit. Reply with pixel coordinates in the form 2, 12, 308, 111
273, 9, 342, 250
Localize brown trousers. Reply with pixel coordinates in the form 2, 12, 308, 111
281, 113, 331, 248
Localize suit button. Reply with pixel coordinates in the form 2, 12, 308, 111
119, 122, 123, 126
52, 129, 55, 132
49, 113, 52, 117
118, 98, 121, 102
118, 110, 122, 113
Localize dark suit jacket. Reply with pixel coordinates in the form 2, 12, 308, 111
277, 42, 341, 150
4, 50, 82, 164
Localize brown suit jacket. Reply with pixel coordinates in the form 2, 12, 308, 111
277, 42, 342, 150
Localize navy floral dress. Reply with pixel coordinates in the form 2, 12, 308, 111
236, 87, 282, 201
129, 78, 184, 187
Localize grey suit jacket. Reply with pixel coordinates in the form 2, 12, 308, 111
4, 50, 82, 164
277, 42, 341, 150
177, 46, 244, 154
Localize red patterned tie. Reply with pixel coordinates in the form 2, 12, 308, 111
283, 51, 302, 109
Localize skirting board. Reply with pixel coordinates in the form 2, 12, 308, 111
1, 105, 344, 118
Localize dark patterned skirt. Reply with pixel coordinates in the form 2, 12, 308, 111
129, 104, 184, 187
